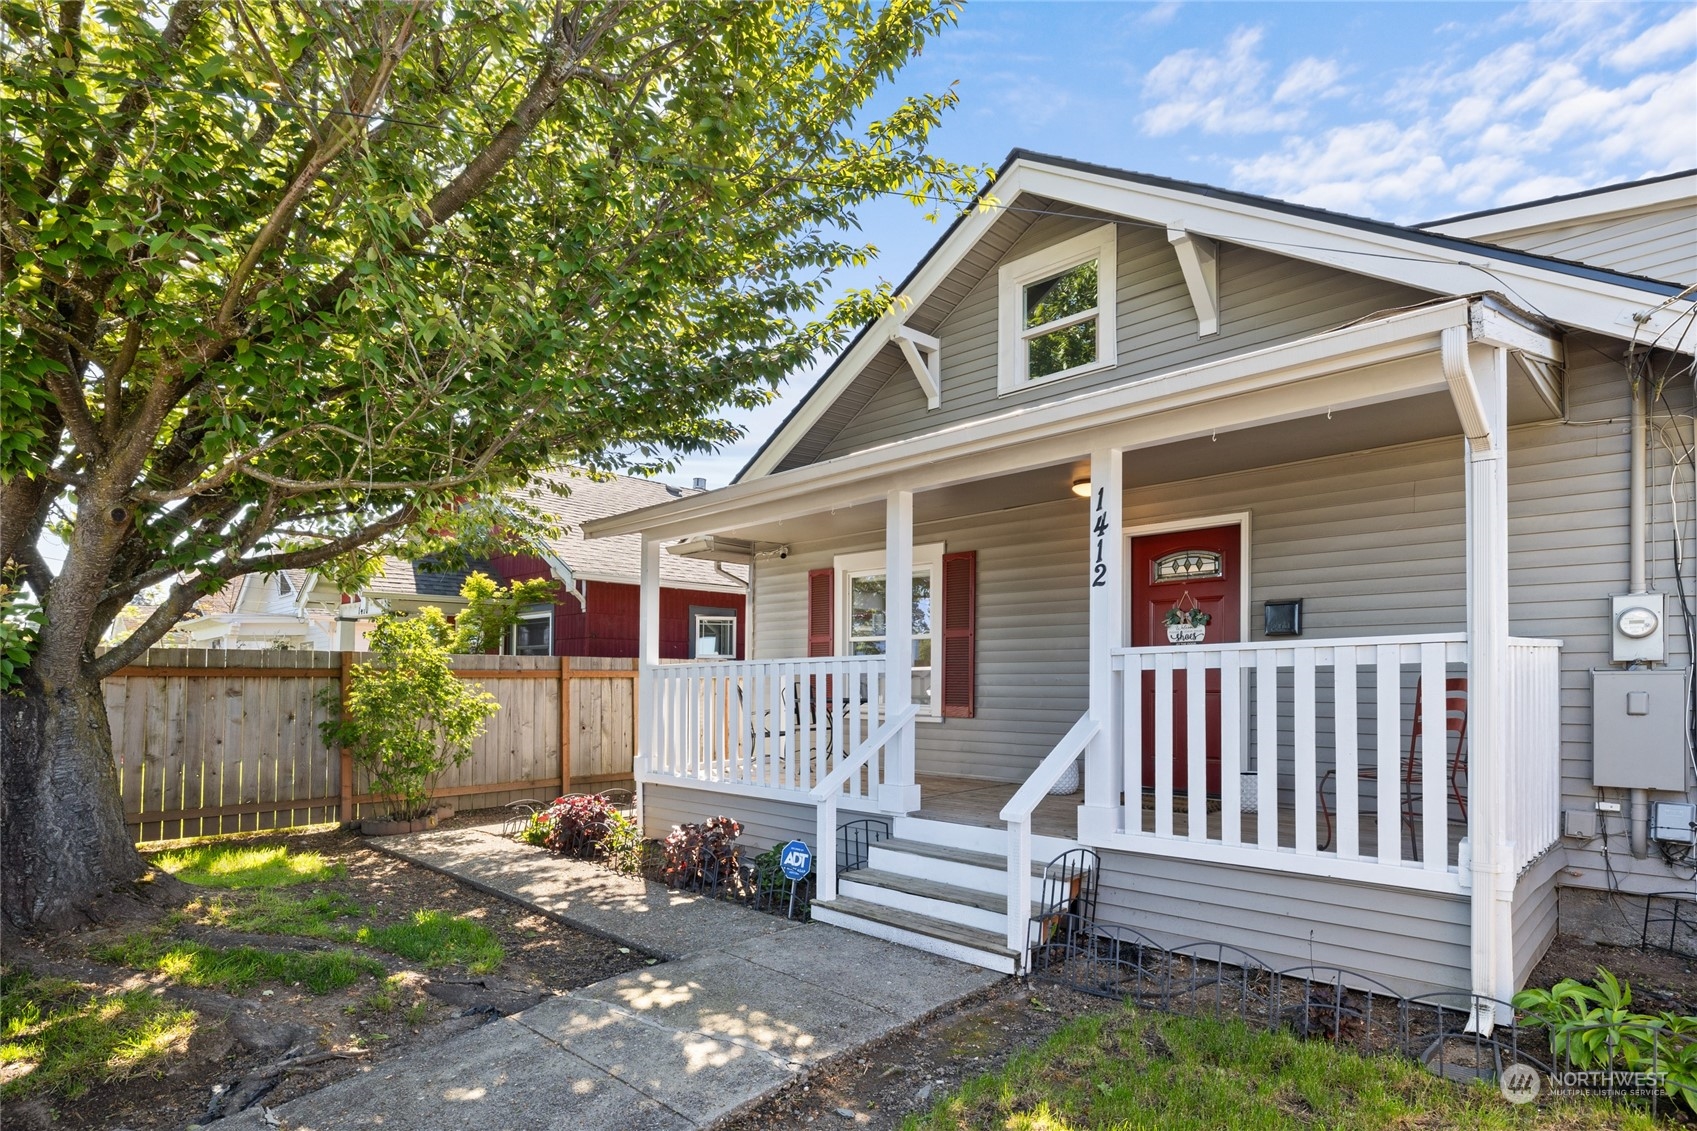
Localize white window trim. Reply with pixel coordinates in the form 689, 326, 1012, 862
997, 223, 1118, 395
690, 610, 739, 659
833, 543, 945, 720
503, 604, 553, 656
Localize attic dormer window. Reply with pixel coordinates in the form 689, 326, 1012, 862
998, 223, 1117, 393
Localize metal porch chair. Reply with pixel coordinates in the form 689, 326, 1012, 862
1318, 677, 1468, 860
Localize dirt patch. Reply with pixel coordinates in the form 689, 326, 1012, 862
721, 936, 1697, 1130
717, 981, 1104, 1130
1528, 934, 1697, 1015
1, 813, 650, 1131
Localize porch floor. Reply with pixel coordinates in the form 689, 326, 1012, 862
912, 773, 1466, 864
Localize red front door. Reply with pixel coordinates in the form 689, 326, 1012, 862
1130, 524, 1242, 795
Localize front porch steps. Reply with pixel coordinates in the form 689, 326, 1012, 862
811, 898, 1020, 974
810, 814, 1089, 975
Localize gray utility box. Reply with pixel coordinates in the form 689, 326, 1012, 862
1592, 670, 1689, 791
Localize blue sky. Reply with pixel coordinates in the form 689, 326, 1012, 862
669, 0, 1697, 489
35, 2, 1697, 571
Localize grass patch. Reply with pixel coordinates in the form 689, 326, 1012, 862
0, 969, 196, 1101
92, 934, 383, 995
904, 1007, 1662, 1131
357, 911, 503, 975
191, 889, 366, 936
152, 844, 341, 889
182, 893, 502, 975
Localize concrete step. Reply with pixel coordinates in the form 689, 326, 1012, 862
812, 896, 1018, 974
838, 868, 1047, 935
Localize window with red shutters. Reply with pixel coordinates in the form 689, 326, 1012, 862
807, 568, 833, 657
941, 550, 976, 717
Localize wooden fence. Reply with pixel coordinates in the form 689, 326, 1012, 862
103, 649, 636, 841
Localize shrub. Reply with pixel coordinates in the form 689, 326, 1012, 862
522, 795, 641, 871
1514, 966, 1697, 1110
541, 794, 622, 859
662, 816, 743, 891
319, 611, 497, 821
517, 811, 552, 847
599, 809, 644, 875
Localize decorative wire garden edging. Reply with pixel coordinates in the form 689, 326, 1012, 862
1028, 893, 1690, 1116
660, 837, 815, 921
1641, 890, 1697, 959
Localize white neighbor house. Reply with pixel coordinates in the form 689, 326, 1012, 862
584, 154, 1697, 1024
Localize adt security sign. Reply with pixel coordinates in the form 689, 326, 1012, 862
779, 840, 812, 881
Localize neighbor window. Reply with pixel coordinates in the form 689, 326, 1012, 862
997, 223, 1117, 393
835, 545, 944, 717
690, 607, 738, 659
503, 605, 552, 656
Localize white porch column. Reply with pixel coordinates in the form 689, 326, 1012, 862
882, 489, 921, 812
636, 535, 662, 826
1080, 448, 1125, 841
1450, 330, 1514, 1028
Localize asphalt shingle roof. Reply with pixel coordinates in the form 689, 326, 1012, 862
358, 473, 744, 598
522, 471, 746, 590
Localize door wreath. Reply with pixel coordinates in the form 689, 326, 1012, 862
1164, 591, 1211, 644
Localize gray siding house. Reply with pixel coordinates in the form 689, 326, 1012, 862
585, 154, 1697, 1024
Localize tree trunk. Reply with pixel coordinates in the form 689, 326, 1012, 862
2, 674, 146, 931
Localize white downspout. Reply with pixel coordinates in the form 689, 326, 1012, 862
1629, 375, 1652, 858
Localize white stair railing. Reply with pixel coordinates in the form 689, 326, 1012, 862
811, 703, 922, 903
999, 714, 1100, 959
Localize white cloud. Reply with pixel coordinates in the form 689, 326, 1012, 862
1221, 3, 1697, 221
1607, 8, 1697, 69
1139, 27, 1344, 136
1273, 57, 1344, 103
1138, 1, 1182, 28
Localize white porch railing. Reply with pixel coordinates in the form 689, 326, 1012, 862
1000, 714, 1099, 956
1506, 638, 1563, 874
648, 657, 889, 802
1111, 634, 1470, 875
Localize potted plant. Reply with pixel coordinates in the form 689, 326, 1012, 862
321, 610, 498, 834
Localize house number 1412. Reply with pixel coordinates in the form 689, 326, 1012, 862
1091, 486, 1108, 588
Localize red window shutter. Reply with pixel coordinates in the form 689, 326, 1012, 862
941, 550, 976, 718
807, 568, 833, 657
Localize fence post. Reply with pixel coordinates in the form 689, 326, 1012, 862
338, 651, 354, 826
559, 656, 572, 795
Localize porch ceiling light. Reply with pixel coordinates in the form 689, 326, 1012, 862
1071, 478, 1092, 497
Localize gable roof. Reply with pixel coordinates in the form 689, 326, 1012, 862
738, 150, 1693, 483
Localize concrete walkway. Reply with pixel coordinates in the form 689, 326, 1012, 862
222, 827, 1001, 1131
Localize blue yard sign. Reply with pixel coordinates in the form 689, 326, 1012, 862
779, 839, 812, 881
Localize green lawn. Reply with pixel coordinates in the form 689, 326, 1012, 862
162, 843, 504, 974
152, 843, 342, 888
905, 1006, 1663, 1131
0, 970, 197, 1102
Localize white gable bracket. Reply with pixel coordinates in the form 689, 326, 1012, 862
891, 326, 941, 410
1442, 325, 1494, 451
1167, 227, 1219, 337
